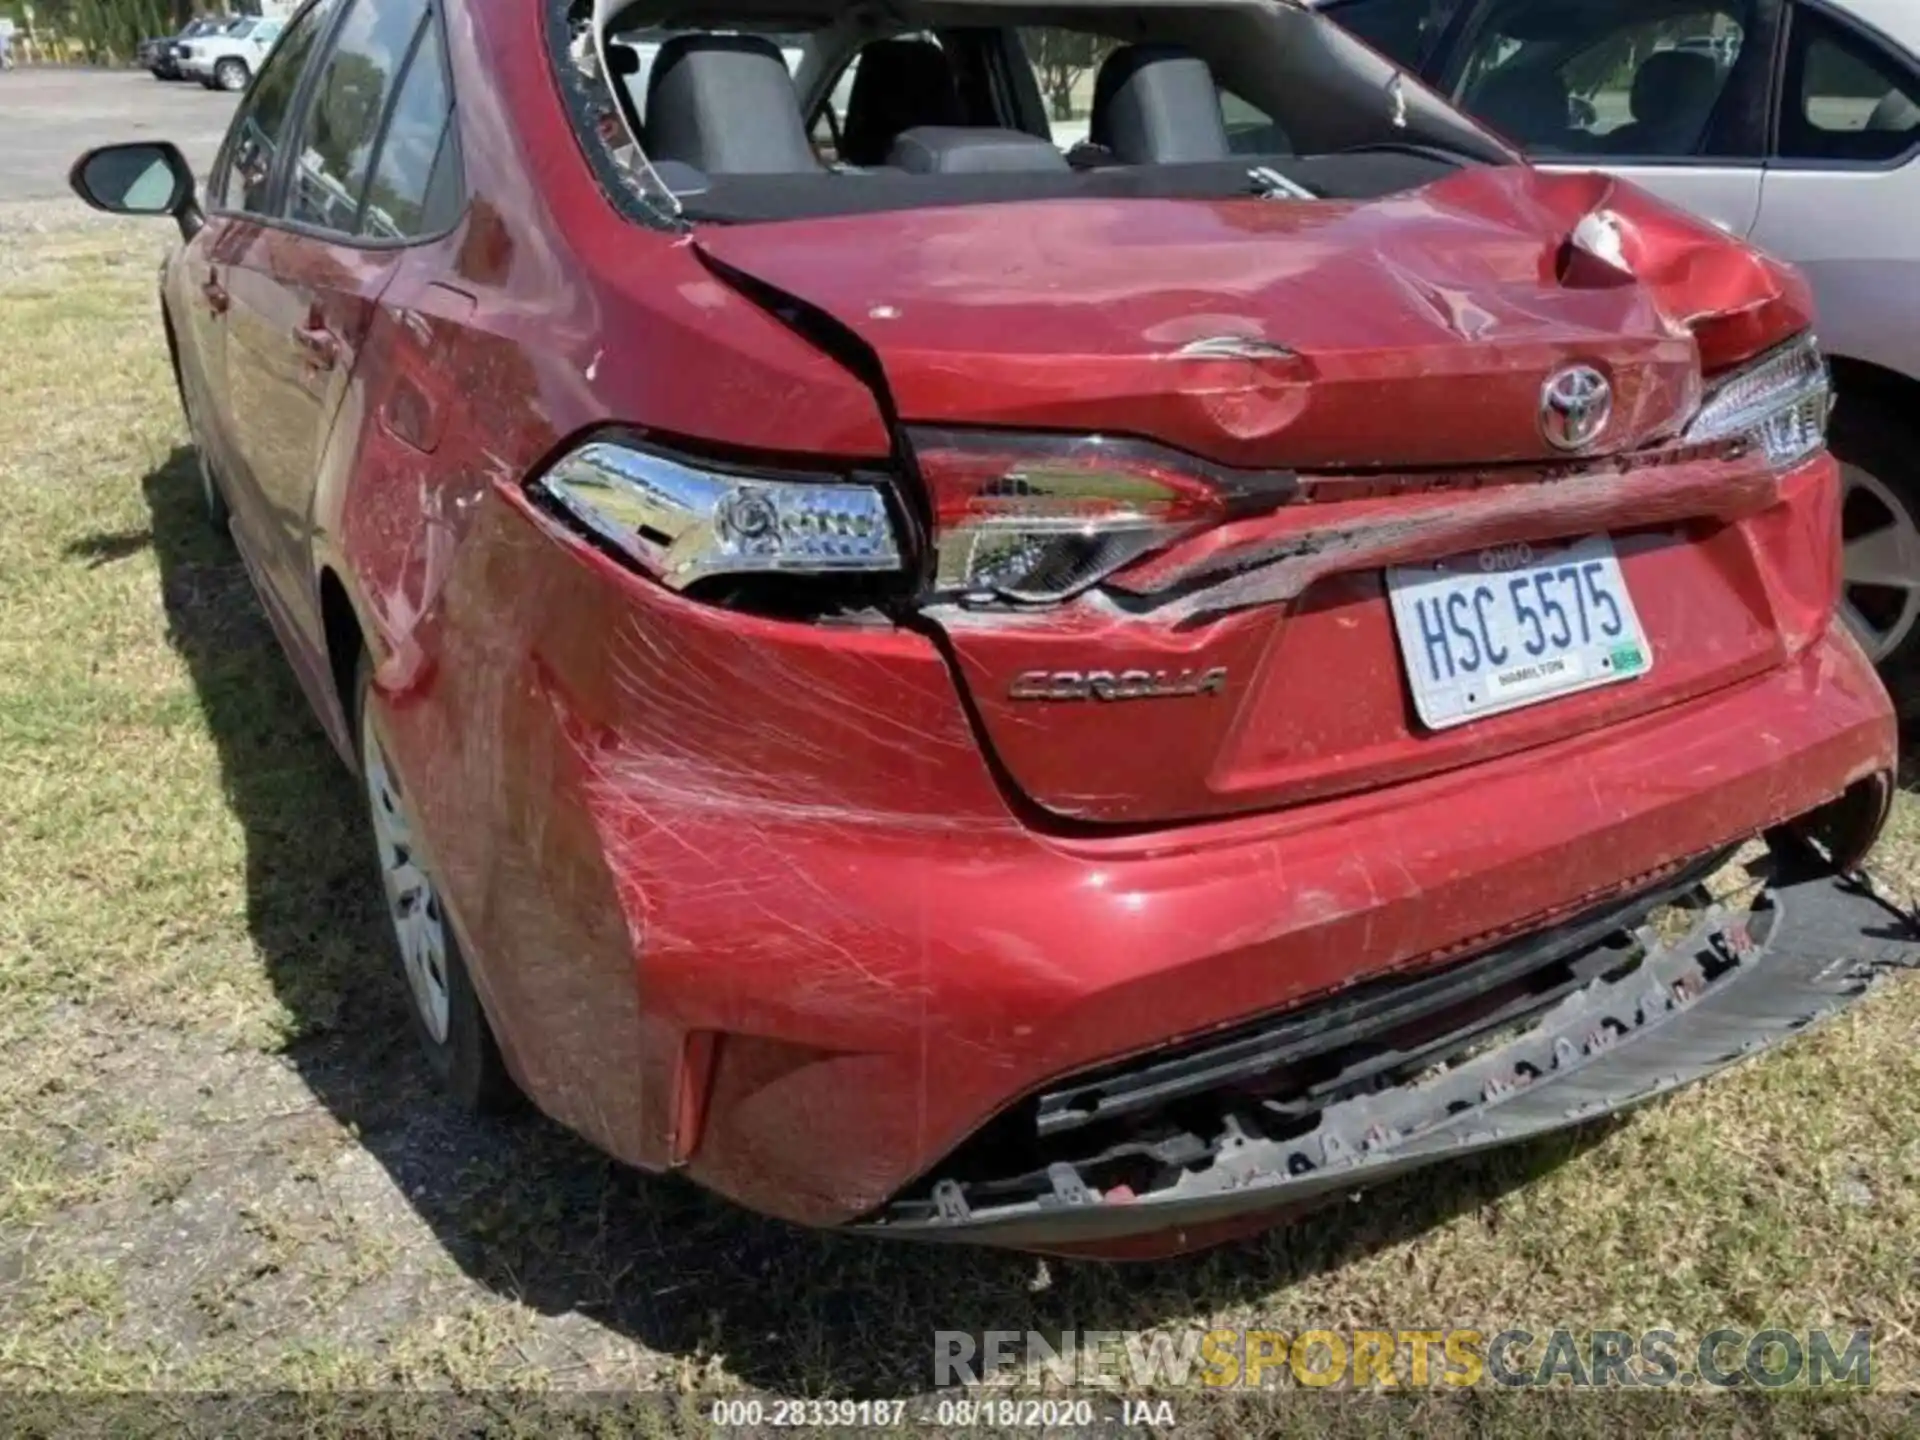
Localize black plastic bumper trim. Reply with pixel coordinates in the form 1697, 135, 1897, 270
1033, 853, 1727, 1141
862, 860, 1918, 1250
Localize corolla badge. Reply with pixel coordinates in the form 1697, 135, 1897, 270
1010, 669, 1230, 703
1539, 365, 1613, 452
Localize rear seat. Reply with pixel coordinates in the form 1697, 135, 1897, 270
638, 31, 1249, 189
888, 126, 1070, 174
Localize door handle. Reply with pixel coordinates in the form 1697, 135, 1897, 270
201, 274, 229, 315
294, 322, 338, 371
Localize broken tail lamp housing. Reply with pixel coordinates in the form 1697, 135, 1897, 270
531, 441, 902, 592
912, 430, 1283, 606
1682, 333, 1831, 470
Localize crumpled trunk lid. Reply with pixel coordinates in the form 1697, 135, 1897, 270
694, 166, 1830, 827
692, 167, 1719, 469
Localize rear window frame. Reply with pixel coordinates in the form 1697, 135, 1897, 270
546, 1, 684, 232
1770, 0, 1920, 172
546, 0, 1512, 231
1436, 0, 1776, 166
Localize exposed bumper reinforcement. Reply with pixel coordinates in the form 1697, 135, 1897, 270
863, 857, 1918, 1252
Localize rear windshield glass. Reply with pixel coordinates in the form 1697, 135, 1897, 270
551, 0, 1512, 225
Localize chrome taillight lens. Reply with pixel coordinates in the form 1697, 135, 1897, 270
532, 441, 902, 591
1683, 333, 1831, 470
912, 430, 1280, 605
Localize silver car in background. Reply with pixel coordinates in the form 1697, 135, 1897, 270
1319, 0, 1920, 706
178, 15, 286, 92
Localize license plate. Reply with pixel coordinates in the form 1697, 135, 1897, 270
1386, 535, 1653, 731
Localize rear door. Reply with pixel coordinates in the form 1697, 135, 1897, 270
1749, 2, 1920, 653
1749, 3, 1920, 309
221, 0, 435, 660
1427, 0, 1782, 236
192, 0, 341, 566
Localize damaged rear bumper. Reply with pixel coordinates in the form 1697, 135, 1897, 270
860, 856, 1917, 1255
403, 492, 1897, 1238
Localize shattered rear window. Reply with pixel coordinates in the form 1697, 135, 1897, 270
548, 0, 1515, 226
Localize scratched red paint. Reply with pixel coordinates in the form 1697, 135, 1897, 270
90, 0, 1896, 1254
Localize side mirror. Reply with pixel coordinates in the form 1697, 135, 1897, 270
69, 141, 203, 240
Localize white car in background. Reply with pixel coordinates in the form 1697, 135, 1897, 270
179, 15, 285, 92
1319, 0, 1920, 706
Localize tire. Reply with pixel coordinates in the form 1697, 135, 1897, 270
213, 57, 248, 91
1832, 395, 1920, 714
355, 657, 517, 1112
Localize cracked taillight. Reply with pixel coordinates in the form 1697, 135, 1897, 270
532, 440, 903, 592
1682, 333, 1831, 472
911, 430, 1281, 606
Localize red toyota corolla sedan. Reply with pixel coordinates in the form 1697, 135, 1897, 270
73, 0, 1916, 1257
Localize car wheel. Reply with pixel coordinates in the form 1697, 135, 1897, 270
356, 658, 517, 1112
214, 57, 249, 91
1834, 398, 1920, 711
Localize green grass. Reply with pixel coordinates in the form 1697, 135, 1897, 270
1, 201, 1918, 1430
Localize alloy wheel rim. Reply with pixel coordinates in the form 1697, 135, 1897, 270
363, 711, 451, 1045
1840, 462, 1920, 664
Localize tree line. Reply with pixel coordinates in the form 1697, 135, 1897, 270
3, 0, 211, 65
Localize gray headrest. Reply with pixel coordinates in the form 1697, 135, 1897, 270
1474, 65, 1570, 147
1869, 90, 1920, 133
887, 126, 1071, 174
645, 34, 819, 175
1090, 44, 1231, 164
842, 39, 964, 168
1630, 50, 1720, 132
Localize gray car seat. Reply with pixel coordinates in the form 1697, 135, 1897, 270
1471, 64, 1573, 152
1612, 50, 1723, 156
1088, 44, 1232, 164
645, 34, 821, 175
840, 39, 965, 167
